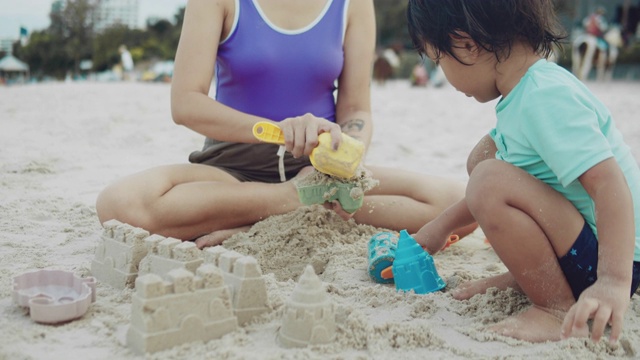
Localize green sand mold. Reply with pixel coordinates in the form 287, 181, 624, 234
297, 183, 364, 213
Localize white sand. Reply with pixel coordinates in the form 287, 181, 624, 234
1, 80, 639, 359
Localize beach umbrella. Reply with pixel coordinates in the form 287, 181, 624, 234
0, 54, 29, 73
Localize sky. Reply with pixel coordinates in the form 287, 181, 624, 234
0, 0, 187, 39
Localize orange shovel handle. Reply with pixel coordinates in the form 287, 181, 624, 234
442, 234, 461, 249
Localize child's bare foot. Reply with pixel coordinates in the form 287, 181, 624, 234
451, 272, 521, 300
194, 226, 250, 249
488, 305, 571, 342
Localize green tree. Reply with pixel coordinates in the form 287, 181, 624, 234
14, 30, 70, 79
14, 3, 187, 79
50, 0, 97, 76
92, 25, 145, 71
374, 0, 410, 48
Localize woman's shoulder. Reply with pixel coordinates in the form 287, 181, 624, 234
346, 0, 374, 17
185, 0, 235, 17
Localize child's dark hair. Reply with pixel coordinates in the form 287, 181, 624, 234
407, 0, 566, 64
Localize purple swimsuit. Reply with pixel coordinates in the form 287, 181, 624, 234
216, 0, 346, 122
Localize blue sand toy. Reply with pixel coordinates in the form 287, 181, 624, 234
368, 231, 461, 284
367, 232, 398, 283
391, 230, 446, 294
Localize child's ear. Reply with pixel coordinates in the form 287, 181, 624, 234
450, 31, 480, 61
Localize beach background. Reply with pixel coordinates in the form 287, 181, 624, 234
1, 79, 639, 359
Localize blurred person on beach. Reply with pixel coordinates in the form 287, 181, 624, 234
410, 62, 428, 87
119, 45, 134, 81
407, 0, 640, 344
96, 0, 476, 249
583, 6, 611, 52
584, 6, 608, 39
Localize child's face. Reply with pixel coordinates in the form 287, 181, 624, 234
424, 43, 500, 103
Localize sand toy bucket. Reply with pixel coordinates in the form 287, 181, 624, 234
392, 230, 446, 294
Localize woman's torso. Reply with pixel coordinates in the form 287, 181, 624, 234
190, 0, 349, 182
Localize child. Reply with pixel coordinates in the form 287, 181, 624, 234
407, 0, 640, 344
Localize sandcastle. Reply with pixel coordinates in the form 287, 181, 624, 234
127, 265, 238, 354
125, 246, 270, 353
203, 246, 269, 325
91, 220, 150, 289
91, 221, 337, 353
278, 265, 336, 348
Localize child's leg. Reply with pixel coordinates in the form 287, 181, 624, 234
464, 159, 586, 342
451, 271, 520, 300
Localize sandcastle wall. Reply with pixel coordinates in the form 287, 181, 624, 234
127, 265, 238, 354
138, 236, 204, 279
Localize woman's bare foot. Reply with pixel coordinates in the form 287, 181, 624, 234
451, 272, 521, 300
194, 226, 250, 249
488, 305, 570, 342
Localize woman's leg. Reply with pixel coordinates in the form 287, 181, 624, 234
354, 165, 476, 237
96, 163, 475, 247
465, 159, 585, 342
96, 163, 300, 242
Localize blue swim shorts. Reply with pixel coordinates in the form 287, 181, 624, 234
558, 221, 640, 300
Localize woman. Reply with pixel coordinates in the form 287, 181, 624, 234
96, 0, 474, 248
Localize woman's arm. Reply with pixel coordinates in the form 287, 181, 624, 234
335, 0, 376, 150
170, 0, 264, 144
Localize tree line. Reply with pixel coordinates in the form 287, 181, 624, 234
7, 0, 622, 80
10, 0, 183, 80
10, 0, 418, 80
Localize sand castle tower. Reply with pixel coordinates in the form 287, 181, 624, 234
392, 230, 446, 294
203, 246, 269, 325
277, 265, 336, 348
91, 220, 150, 289
127, 265, 238, 354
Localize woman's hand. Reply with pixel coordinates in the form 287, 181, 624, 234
279, 114, 343, 158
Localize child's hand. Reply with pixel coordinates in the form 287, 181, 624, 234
413, 221, 452, 255
561, 278, 631, 344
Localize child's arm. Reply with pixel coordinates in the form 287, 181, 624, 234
561, 158, 635, 344
414, 134, 496, 254
414, 198, 476, 254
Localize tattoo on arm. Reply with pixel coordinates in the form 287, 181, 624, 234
341, 119, 365, 140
